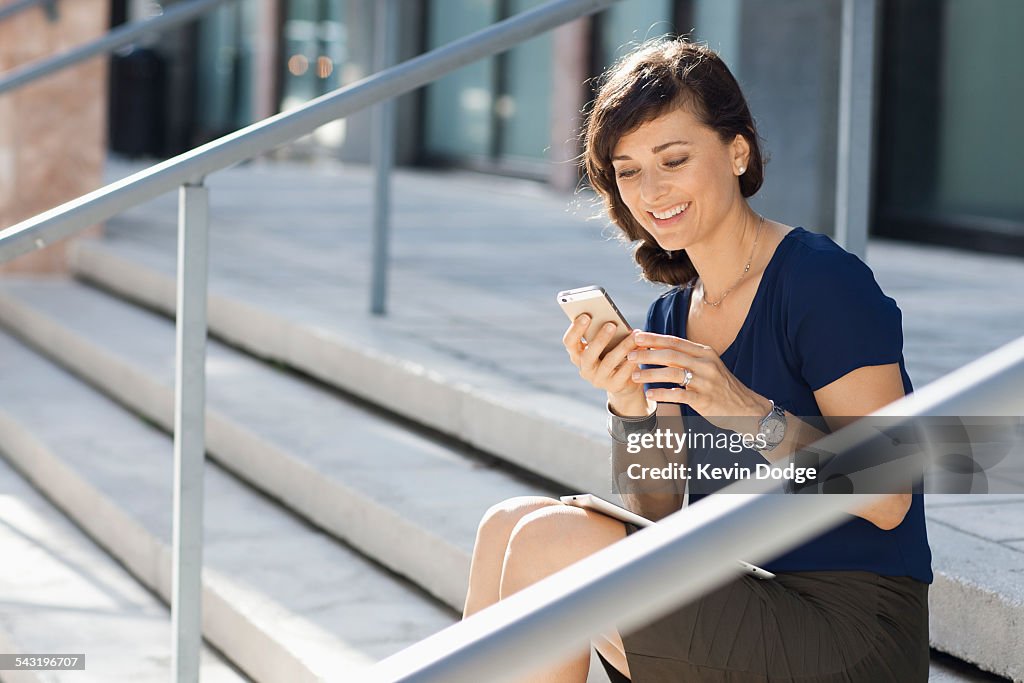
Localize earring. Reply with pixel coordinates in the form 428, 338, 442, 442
738, 166, 746, 175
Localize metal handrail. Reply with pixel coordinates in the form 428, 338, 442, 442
0, 0, 233, 96
0, 0, 56, 23
0, 1, 623, 680
0, 0, 618, 263
370, 335, 1024, 683
5, 0, 977, 680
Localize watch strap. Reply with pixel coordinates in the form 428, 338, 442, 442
607, 403, 658, 444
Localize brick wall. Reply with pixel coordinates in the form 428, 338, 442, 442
0, 0, 110, 274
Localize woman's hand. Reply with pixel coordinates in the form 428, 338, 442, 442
628, 332, 771, 433
562, 316, 653, 416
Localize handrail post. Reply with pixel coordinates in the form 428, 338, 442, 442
834, 0, 879, 260
172, 181, 210, 683
370, 0, 398, 315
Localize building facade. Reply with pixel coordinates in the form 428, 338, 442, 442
112, 0, 1024, 254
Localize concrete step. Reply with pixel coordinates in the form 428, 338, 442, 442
0, 455, 247, 683
930, 651, 1015, 682
67, 236, 613, 496
0, 328, 457, 682
926, 512, 1024, 681
64, 235, 1024, 681
0, 277, 551, 611
0, 344, 998, 683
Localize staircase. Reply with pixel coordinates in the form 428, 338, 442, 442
0, 159, 1020, 682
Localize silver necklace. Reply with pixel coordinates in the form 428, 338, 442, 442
701, 214, 765, 308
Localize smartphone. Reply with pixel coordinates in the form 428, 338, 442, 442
560, 493, 776, 580
557, 286, 632, 355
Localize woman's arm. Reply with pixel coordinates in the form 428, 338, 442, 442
814, 363, 912, 530
630, 332, 913, 531
746, 363, 912, 530
609, 402, 686, 522
559, 318, 686, 520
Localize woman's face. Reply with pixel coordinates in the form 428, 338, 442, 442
611, 106, 749, 252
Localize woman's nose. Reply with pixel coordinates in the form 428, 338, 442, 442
639, 168, 668, 204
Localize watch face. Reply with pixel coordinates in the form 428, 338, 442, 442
763, 417, 785, 444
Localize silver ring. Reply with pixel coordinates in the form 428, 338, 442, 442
682, 368, 693, 388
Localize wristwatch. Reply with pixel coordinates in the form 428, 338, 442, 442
757, 400, 787, 452
607, 403, 658, 444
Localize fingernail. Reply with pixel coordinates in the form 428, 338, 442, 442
634, 333, 647, 343
604, 322, 615, 332
627, 351, 637, 360
631, 371, 641, 380
580, 314, 591, 323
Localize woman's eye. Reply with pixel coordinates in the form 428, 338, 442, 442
614, 158, 685, 178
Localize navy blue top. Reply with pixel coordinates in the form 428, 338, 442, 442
644, 227, 933, 583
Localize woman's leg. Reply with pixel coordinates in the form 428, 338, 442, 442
499, 504, 630, 683
463, 496, 562, 618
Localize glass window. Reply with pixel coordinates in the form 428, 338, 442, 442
276, 0, 371, 150
934, 0, 1022, 221
280, 0, 360, 111
423, 0, 499, 159
878, 0, 1024, 244
595, 0, 674, 71
498, 0, 553, 162
691, 0, 742, 70
196, 3, 242, 134
280, 0, 322, 111
423, 0, 554, 165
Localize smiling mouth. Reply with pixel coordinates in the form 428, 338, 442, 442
648, 202, 691, 225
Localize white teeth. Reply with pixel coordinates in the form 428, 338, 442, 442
652, 202, 690, 220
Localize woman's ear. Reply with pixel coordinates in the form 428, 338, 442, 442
731, 134, 751, 175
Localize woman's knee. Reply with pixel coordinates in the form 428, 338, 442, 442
509, 505, 625, 556
501, 506, 625, 595
475, 496, 561, 547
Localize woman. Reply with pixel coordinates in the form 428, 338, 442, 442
461, 38, 931, 682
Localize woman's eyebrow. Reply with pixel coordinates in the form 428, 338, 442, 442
612, 140, 692, 161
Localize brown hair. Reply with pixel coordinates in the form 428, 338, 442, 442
582, 38, 765, 286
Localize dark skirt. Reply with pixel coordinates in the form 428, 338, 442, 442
597, 569, 929, 682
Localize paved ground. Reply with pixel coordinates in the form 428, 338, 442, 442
84, 155, 1024, 680
0, 451, 248, 682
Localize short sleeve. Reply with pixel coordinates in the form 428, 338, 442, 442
785, 247, 905, 391
641, 289, 684, 392
643, 290, 673, 335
